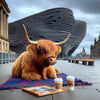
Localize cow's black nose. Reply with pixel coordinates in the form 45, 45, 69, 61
49, 57, 56, 65
50, 58, 53, 61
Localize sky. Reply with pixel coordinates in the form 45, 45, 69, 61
5, 0, 100, 56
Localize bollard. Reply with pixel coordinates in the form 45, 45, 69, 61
76, 61, 79, 64
88, 61, 94, 66
82, 61, 87, 65
68, 60, 71, 62
72, 60, 75, 63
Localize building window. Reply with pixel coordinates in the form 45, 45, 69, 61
94, 50, 95, 56
99, 48, 100, 55
97, 48, 99, 55
0, 41, 1, 51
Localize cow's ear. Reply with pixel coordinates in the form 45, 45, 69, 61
56, 46, 61, 55
27, 44, 36, 53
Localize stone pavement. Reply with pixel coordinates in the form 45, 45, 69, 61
0, 59, 100, 100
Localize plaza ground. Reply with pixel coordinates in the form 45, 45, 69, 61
0, 59, 100, 100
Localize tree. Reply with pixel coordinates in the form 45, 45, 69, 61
91, 44, 93, 48
94, 38, 96, 44
99, 35, 100, 40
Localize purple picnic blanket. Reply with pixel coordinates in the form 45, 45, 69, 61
0, 73, 92, 90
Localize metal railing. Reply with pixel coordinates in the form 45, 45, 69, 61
0, 52, 17, 64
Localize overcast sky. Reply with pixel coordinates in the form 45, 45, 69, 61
6, 0, 100, 56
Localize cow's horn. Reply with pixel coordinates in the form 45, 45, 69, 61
54, 32, 71, 45
22, 24, 38, 44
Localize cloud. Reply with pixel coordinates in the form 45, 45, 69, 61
74, 0, 100, 14
6, 0, 100, 22
46, 0, 100, 14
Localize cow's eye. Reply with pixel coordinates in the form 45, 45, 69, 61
37, 46, 41, 54
37, 49, 40, 54
37, 47, 47, 54
42, 49, 48, 54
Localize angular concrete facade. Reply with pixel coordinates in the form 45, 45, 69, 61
9, 8, 86, 58
0, 0, 10, 52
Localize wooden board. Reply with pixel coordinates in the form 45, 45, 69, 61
22, 86, 68, 97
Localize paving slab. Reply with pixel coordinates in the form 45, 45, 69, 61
0, 63, 13, 84
53, 89, 100, 100
83, 83, 100, 90
4, 89, 52, 100
0, 90, 12, 100
0, 60, 100, 100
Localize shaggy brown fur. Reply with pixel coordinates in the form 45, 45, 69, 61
12, 40, 61, 80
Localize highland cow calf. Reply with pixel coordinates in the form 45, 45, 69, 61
12, 24, 71, 81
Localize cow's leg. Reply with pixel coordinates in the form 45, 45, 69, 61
22, 72, 41, 81
47, 66, 56, 79
55, 68, 60, 75
41, 66, 56, 80
41, 68, 48, 80
12, 64, 22, 77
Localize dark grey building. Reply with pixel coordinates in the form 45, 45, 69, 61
8, 8, 86, 58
